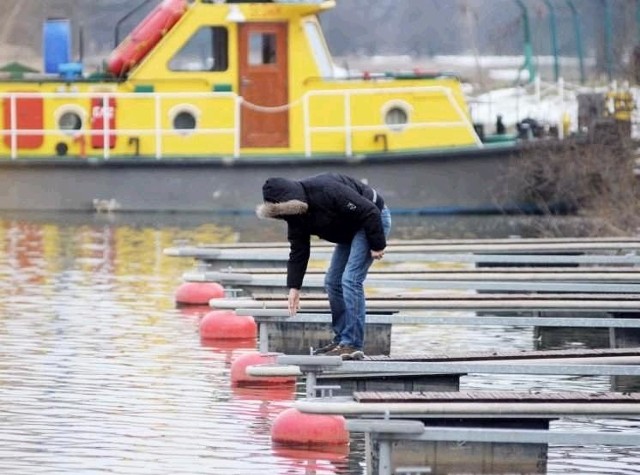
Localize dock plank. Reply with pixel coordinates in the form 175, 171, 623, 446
364, 347, 640, 363
185, 237, 640, 249
211, 295, 640, 312
248, 292, 640, 301
353, 391, 640, 403
198, 266, 640, 275
165, 240, 640, 254
186, 269, 640, 282
198, 274, 640, 293
168, 248, 640, 266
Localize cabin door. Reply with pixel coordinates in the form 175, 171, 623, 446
238, 23, 289, 148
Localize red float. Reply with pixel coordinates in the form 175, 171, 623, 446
174, 281, 224, 305
107, 0, 188, 76
230, 352, 297, 387
199, 310, 257, 340
271, 408, 349, 448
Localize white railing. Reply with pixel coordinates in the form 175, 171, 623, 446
466, 77, 639, 139
466, 77, 581, 138
304, 85, 483, 158
0, 91, 240, 160
0, 86, 481, 160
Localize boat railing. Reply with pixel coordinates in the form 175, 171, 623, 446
465, 76, 639, 140
0, 91, 240, 160
0, 85, 480, 160
303, 85, 483, 157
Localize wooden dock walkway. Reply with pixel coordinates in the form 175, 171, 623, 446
165, 238, 640, 268
187, 267, 640, 289
212, 295, 640, 312
182, 236, 640, 249
249, 348, 640, 378
168, 249, 640, 267
186, 269, 640, 282
166, 237, 640, 254
195, 272, 640, 294
169, 238, 640, 474
365, 347, 640, 363
353, 390, 640, 404
293, 389, 640, 418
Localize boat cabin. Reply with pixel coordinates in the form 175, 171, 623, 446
0, 0, 482, 160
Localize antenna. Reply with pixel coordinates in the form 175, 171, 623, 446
114, 0, 154, 48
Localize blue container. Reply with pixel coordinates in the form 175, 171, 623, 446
43, 18, 71, 74
58, 62, 83, 80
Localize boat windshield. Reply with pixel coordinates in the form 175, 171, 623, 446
303, 20, 338, 78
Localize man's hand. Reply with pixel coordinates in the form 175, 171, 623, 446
371, 249, 385, 260
288, 288, 300, 316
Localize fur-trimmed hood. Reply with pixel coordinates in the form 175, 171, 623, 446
256, 177, 309, 219
256, 199, 308, 219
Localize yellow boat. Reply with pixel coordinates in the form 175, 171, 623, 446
0, 0, 590, 213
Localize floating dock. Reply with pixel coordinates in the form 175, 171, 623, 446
166, 238, 640, 474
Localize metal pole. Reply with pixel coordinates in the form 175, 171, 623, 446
306, 372, 316, 399
378, 440, 392, 475
565, 0, 586, 84
603, 0, 614, 81
637, 0, 640, 43
543, 0, 560, 82
515, 0, 536, 83
258, 322, 269, 353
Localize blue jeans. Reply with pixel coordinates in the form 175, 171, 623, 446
324, 206, 392, 350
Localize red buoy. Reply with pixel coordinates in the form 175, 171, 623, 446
199, 310, 257, 340
230, 352, 297, 387
271, 408, 349, 448
175, 281, 224, 305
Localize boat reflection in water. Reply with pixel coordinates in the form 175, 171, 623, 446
0, 211, 638, 474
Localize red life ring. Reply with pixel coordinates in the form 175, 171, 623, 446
107, 0, 187, 76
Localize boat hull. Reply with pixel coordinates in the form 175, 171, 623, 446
0, 145, 536, 215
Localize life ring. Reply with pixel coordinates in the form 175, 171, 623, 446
107, 0, 187, 77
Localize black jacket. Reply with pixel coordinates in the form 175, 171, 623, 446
256, 173, 387, 289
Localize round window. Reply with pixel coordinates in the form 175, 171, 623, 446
58, 111, 82, 131
385, 107, 408, 130
173, 111, 197, 130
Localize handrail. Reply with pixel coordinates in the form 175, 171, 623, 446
0, 86, 481, 160
0, 91, 239, 160
304, 85, 483, 157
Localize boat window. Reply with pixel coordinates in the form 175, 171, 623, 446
57, 111, 83, 132
304, 21, 334, 78
169, 27, 228, 72
173, 111, 197, 130
384, 106, 409, 131
249, 33, 277, 65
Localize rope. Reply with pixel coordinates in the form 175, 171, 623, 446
240, 97, 303, 113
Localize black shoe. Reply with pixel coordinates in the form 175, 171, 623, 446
325, 345, 365, 361
313, 341, 339, 355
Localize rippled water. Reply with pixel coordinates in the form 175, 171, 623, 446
0, 212, 638, 475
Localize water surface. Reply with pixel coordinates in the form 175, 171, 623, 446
0, 212, 638, 474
